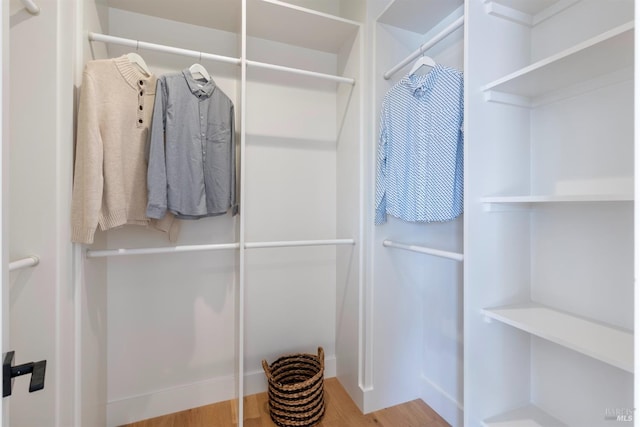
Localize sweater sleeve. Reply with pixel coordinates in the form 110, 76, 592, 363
71, 69, 104, 244
146, 77, 168, 219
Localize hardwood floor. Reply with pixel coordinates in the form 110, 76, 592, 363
122, 378, 451, 427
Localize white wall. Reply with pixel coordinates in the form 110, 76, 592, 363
8, 0, 76, 426
244, 34, 340, 386
99, 7, 350, 425
335, 12, 363, 408
368, 3, 465, 424
368, 16, 423, 413
415, 13, 464, 427
77, 2, 110, 426
100, 9, 240, 426
0, 2, 7, 424
9, 1, 57, 422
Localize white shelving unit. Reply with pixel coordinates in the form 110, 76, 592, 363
483, 21, 634, 104
482, 194, 633, 203
483, 304, 633, 373
465, 0, 634, 425
481, 194, 634, 211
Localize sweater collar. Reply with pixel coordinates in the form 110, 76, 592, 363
114, 55, 156, 94
182, 69, 216, 99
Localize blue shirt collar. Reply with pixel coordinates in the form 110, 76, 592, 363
401, 64, 442, 98
182, 69, 216, 98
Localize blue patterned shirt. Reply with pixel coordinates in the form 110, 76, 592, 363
375, 65, 464, 225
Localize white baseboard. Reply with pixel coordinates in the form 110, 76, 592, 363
106, 374, 236, 427
106, 356, 336, 427
420, 376, 464, 427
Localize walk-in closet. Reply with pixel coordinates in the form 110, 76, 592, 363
1, 0, 637, 426
75, 1, 363, 426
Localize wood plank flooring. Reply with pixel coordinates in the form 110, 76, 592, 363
122, 378, 451, 427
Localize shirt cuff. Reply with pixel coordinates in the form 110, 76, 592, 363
374, 209, 387, 225
71, 226, 96, 245
146, 204, 167, 220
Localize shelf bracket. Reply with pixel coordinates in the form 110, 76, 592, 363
483, 203, 531, 213
483, 1, 533, 26
483, 90, 532, 108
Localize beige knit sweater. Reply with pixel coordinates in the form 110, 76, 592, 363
71, 55, 178, 244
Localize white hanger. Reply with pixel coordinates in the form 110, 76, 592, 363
189, 63, 211, 82
408, 53, 436, 76
126, 52, 151, 77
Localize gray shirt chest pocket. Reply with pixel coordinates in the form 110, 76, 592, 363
207, 123, 230, 145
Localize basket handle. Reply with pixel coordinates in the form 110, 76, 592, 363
317, 347, 324, 369
262, 359, 273, 381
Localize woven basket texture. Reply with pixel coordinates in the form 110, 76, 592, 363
262, 347, 325, 427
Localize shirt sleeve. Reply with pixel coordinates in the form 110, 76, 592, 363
229, 104, 238, 216
459, 75, 465, 134
374, 101, 388, 225
71, 69, 104, 244
146, 77, 169, 219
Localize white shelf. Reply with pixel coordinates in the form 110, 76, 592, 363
107, 0, 241, 33
482, 21, 634, 100
377, 0, 462, 34
247, 0, 360, 53
482, 405, 568, 427
106, 0, 361, 54
483, 303, 633, 373
482, 194, 633, 205
484, 0, 579, 27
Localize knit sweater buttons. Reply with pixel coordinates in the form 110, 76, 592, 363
136, 80, 145, 128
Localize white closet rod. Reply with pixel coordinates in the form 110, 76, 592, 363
246, 60, 355, 86
383, 240, 463, 261
86, 243, 241, 258
383, 15, 464, 80
88, 33, 354, 85
19, 0, 40, 15
245, 238, 355, 249
88, 32, 242, 66
9, 256, 40, 271
86, 239, 355, 258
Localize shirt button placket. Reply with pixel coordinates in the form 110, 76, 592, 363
137, 80, 145, 128
200, 103, 206, 162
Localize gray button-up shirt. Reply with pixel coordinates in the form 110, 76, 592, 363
147, 69, 237, 220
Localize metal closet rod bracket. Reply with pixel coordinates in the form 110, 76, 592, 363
3, 351, 46, 398
19, 0, 40, 15
9, 256, 40, 272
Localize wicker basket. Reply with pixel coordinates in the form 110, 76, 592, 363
261, 347, 325, 427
